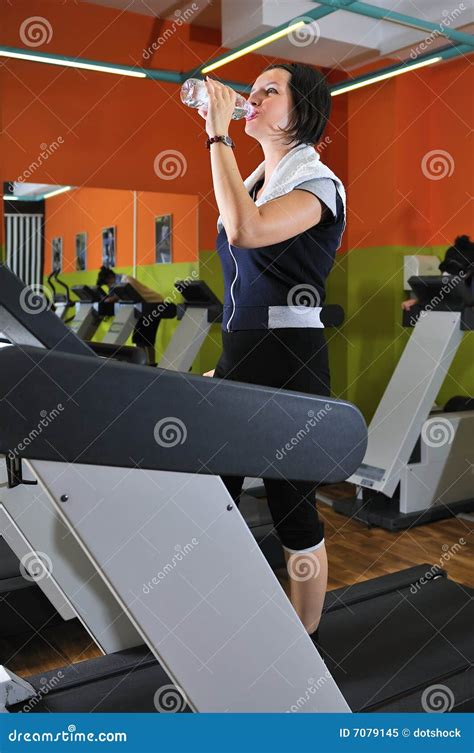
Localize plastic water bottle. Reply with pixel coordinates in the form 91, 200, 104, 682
180, 78, 255, 120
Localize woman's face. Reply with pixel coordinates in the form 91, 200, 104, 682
245, 68, 294, 143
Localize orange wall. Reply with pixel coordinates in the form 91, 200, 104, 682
43, 187, 198, 273
346, 56, 473, 250
2, 0, 472, 258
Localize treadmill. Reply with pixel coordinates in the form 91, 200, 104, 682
0, 270, 368, 713
0, 265, 472, 712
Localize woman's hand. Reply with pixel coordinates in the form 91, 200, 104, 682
401, 298, 418, 310
203, 369, 215, 377
197, 77, 236, 138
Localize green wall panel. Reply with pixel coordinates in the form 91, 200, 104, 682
43, 246, 473, 417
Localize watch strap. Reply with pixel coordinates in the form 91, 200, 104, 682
206, 135, 235, 149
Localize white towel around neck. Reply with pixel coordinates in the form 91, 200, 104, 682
216, 143, 346, 237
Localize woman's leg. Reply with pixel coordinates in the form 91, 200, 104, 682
264, 478, 326, 635
284, 542, 328, 634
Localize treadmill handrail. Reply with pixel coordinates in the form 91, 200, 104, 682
0, 345, 367, 483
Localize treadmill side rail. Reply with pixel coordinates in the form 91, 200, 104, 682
34, 460, 351, 713
349, 312, 463, 496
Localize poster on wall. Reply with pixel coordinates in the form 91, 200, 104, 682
102, 226, 116, 267
155, 215, 172, 264
75, 232, 87, 271
52, 237, 62, 273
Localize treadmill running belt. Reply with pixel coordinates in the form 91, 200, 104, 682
320, 576, 473, 711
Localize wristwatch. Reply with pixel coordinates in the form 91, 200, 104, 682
206, 135, 235, 149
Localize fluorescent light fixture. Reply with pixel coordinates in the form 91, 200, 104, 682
332, 56, 442, 96
42, 186, 73, 199
201, 21, 306, 74
3, 195, 19, 200
0, 50, 146, 78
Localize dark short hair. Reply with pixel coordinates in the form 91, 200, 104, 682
262, 62, 331, 146
439, 235, 474, 276
96, 266, 115, 286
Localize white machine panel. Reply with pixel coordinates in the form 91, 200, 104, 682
0, 458, 142, 654
35, 461, 350, 713
349, 312, 464, 497
403, 255, 440, 291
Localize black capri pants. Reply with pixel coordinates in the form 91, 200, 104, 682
214, 328, 330, 552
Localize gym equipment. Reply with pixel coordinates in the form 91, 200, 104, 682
0, 266, 292, 634
335, 259, 474, 530
46, 271, 75, 323
159, 279, 222, 371
0, 267, 367, 712
1, 266, 471, 714
69, 284, 110, 341
98, 278, 222, 371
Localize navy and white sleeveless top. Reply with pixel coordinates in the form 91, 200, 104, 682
216, 177, 345, 332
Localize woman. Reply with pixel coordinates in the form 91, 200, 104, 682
200, 63, 346, 640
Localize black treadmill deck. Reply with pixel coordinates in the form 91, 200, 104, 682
8, 566, 473, 713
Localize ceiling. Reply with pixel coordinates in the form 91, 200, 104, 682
82, 0, 474, 71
